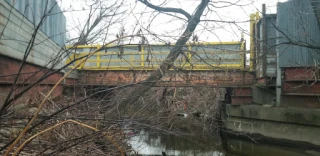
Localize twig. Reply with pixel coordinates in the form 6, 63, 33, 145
4, 35, 138, 156
12, 120, 125, 156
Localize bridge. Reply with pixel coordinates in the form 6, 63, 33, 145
1, 0, 320, 150
2, 0, 319, 107
0, 0, 255, 106
66, 42, 254, 87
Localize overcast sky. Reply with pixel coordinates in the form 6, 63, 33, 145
58, 0, 288, 44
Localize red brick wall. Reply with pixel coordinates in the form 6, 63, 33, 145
281, 67, 320, 108
0, 55, 63, 84
0, 54, 76, 104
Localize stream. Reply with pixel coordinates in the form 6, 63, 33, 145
127, 129, 320, 156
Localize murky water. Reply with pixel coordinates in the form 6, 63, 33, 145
128, 129, 223, 156
128, 129, 320, 156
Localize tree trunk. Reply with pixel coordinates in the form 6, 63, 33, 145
114, 0, 210, 112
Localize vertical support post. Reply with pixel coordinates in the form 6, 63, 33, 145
276, 50, 281, 107
130, 55, 134, 69
256, 12, 260, 23
262, 4, 267, 77
187, 43, 192, 69
74, 53, 78, 69
255, 12, 260, 74
239, 40, 246, 70
141, 45, 145, 67
240, 41, 245, 70
250, 14, 256, 71
275, 12, 281, 106
97, 45, 101, 69
80, 53, 86, 69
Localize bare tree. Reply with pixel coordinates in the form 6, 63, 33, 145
114, 0, 210, 111
0, 0, 130, 155
75, 0, 125, 44
0, 0, 275, 155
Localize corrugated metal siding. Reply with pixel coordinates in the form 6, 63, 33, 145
256, 15, 277, 77
5, 0, 66, 47
0, 0, 64, 69
277, 0, 320, 67
310, 0, 320, 31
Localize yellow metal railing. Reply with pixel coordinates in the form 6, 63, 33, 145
66, 42, 246, 71
249, 12, 260, 71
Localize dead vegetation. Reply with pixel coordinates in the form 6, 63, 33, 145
0, 0, 232, 155
0, 85, 224, 155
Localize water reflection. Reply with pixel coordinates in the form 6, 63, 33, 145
227, 139, 320, 156
128, 129, 320, 156
128, 129, 224, 156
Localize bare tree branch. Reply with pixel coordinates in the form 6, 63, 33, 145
113, 0, 210, 112
138, 0, 191, 20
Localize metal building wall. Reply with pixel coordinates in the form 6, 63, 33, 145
5, 0, 66, 47
256, 15, 277, 77
0, 0, 65, 69
276, 0, 320, 67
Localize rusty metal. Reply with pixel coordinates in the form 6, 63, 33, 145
231, 96, 252, 105
0, 54, 72, 104
79, 70, 255, 87
282, 82, 320, 95
281, 95, 320, 108
233, 88, 252, 96
280, 67, 320, 108
0, 54, 64, 85
283, 67, 319, 81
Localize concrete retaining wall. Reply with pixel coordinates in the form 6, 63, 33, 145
224, 104, 320, 147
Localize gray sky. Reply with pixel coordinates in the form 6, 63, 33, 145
58, 0, 287, 44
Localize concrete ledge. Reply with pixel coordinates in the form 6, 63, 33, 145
226, 104, 320, 127
63, 69, 80, 79
225, 116, 320, 146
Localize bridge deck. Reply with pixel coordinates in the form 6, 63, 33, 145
66, 43, 254, 86
79, 70, 255, 87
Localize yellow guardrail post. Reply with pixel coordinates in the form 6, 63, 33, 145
240, 40, 245, 70
80, 53, 85, 69
97, 44, 101, 69
130, 55, 134, 69
249, 12, 260, 71
249, 14, 255, 71
256, 12, 260, 21
188, 43, 192, 60
75, 53, 80, 69
187, 43, 192, 68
